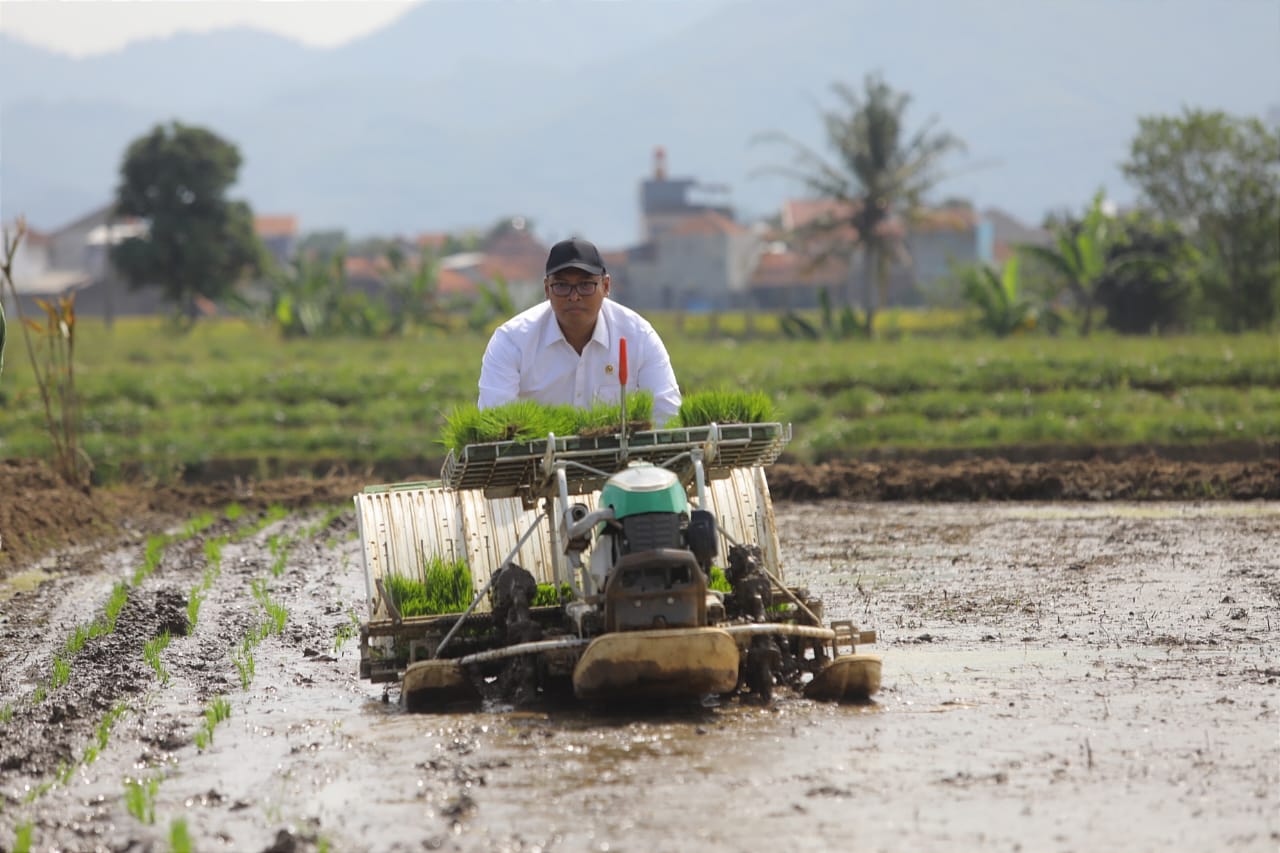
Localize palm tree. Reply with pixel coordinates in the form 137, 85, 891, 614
758, 74, 965, 335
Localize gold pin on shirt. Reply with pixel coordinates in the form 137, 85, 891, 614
605, 364, 614, 375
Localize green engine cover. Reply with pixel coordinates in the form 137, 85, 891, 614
600, 464, 687, 519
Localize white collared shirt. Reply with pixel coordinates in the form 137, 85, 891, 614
478, 299, 682, 426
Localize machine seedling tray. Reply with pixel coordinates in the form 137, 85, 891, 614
441, 422, 790, 500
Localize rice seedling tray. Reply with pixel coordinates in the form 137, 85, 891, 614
441, 422, 791, 499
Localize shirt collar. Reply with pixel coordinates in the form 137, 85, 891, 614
539, 299, 612, 352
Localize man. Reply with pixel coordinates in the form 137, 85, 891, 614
478, 237, 682, 427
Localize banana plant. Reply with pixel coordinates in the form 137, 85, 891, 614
1018, 190, 1117, 336
960, 256, 1038, 337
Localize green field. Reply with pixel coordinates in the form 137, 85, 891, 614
1, 317, 1276, 480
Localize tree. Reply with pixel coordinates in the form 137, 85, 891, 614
1094, 213, 1197, 334
383, 247, 451, 334
111, 122, 263, 320
758, 74, 965, 334
1122, 109, 1280, 331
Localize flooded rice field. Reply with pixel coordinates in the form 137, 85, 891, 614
1, 500, 1277, 852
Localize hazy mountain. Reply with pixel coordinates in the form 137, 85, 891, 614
2, 0, 1277, 246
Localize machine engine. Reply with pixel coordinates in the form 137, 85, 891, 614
586, 464, 716, 633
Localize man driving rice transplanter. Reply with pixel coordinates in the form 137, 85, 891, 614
477, 237, 682, 427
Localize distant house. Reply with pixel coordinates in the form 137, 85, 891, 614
610, 149, 760, 312
1, 204, 161, 320
639, 146, 735, 241
413, 231, 450, 255
254, 215, 299, 267
748, 248, 849, 310
983, 207, 1051, 263
779, 198, 993, 307
465, 220, 549, 307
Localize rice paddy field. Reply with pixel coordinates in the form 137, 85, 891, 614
0, 317, 1276, 480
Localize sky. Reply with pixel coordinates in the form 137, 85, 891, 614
0, 0, 422, 57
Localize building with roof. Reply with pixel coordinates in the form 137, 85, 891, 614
768, 198, 994, 307
2, 204, 164, 321
254, 214, 299, 266
610, 149, 761, 312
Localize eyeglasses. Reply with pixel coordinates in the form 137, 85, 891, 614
548, 279, 601, 297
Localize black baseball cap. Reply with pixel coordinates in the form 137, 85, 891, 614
545, 237, 606, 276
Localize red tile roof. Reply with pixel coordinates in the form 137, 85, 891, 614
343, 256, 392, 280
783, 198, 973, 239
749, 251, 848, 288
667, 210, 747, 237
478, 254, 544, 284
437, 268, 477, 295
22, 227, 53, 247
415, 232, 449, 251
254, 215, 298, 238
782, 199, 853, 232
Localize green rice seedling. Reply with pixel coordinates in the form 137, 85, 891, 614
32, 685, 46, 704
186, 588, 203, 630
51, 657, 71, 690
385, 557, 474, 616
267, 534, 289, 577
441, 399, 578, 452
169, 818, 193, 853
233, 639, 256, 689
204, 538, 224, 574
194, 694, 232, 751
207, 695, 231, 726
144, 632, 172, 685
104, 583, 130, 631
134, 533, 170, 585
64, 623, 92, 656
672, 389, 777, 427
333, 609, 361, 653
251, 577, 288, 633
574, 391, 654, 435
123, 775, 160, 825
96, 702, 128, 752
0, 703, 13, 724
224, 502, 244, 522
182, 512, 215, 538
531, 582, 573, 607
56, 761, 73, 786
13, 821, 33, 853
708, 566, 732, 593
264, 599, 288, 636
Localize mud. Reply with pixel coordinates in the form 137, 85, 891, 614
1, 495, 1277, 852
3, 451, 1277, 576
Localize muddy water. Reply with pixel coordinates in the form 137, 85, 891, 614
1, 502, 1277, 852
